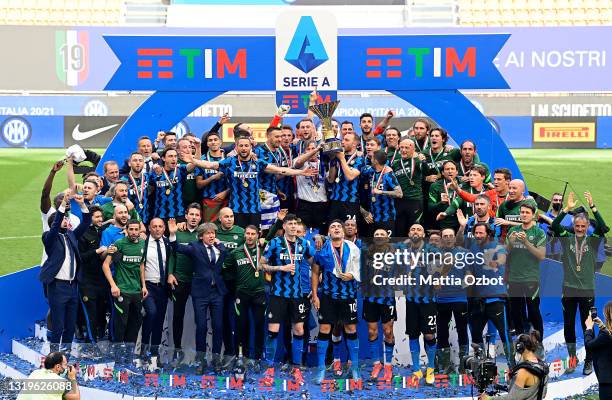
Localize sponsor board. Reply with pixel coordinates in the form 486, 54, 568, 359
64, 116, 126, 148
221, 123, 269, 143
532, 118, 596, 148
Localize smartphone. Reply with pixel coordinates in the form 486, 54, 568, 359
590, 306, 597, 319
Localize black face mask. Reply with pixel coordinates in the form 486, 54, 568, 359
552, 203, 562, 212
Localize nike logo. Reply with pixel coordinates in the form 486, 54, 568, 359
495, 312, 502, 316
72, 124, 119, 141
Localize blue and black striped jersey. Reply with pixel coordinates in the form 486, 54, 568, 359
255, 144, 282, 194
363, 167, 400, 223
329, 154, 366, 203
148, 164, 188, 219
403, 242, 437, 303
264, 236, 314, 299
314, 241, 358, 300
218, 157, 269, 214
120, 173, 150, 224
196, 153, 227, 199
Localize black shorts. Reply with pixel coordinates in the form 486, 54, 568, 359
328, 200, 360, 222
362, 300, 397, 324
267, 295, 308, 324
318, 294, 358, 325
405, 300, 437, 337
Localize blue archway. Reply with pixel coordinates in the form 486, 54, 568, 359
99, 32, 518, 178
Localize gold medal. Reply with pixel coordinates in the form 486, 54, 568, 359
335, 177, 340, 183
409, 180, 414, 186
165, 189, 171, 195
371, 196, 376, 203
243, 181, 249, 188
576, 264, 581, 272
255, 271, 259, 278
139, 202, 143, 209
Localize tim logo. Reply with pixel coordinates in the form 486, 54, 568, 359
284, 16, 328, 74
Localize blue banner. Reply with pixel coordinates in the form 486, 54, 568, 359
105, 36, 275, 91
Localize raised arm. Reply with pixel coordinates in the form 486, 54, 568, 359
584, 191, 608, 236
265, 163, 317, 177
41, 160, 65, 213
293, 143, 322, 169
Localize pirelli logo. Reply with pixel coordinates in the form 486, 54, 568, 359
533, 122, 596, 142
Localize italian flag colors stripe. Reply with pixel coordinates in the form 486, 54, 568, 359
55, 30, 89, 87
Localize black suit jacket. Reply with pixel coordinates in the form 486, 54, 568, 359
585, 327, 612, 383
39, 209, 91, 285
171, 240, 227, 297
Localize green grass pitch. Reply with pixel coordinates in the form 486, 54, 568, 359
0, 148, 610, 277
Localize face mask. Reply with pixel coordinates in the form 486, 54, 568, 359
552, 203, 562, 211
59, 367, 68, 379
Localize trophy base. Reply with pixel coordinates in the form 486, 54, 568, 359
321, 138, 342, 155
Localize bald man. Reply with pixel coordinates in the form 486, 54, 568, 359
141, 218, 174, 364
495, 179, 538, 241
215, 207, 246, 365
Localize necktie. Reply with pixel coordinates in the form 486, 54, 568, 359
208, 245, 216, 287
156, 238, 165, 282
65, 235, 75, 281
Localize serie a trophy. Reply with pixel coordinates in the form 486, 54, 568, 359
309, 100, 342, 155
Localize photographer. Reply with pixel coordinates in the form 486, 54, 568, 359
17, 351, 80, 400
479, 331, 548, 400
585, 301, 612, 399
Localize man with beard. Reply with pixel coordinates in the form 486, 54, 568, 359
101, 205, 130, 249
357, 112, 392, 152
293, 119, 318, 156
404, 224, 437, 385
384, 127, 401, 165
278, 125, 296, 210
100, 181, 141, 223
392, 137, 426, 236
538, 192, 564, 260
411, 118, 431, 153
154, 131, 177, 154
465, 223, 515, 368
429, 161, 461, 230
168, 203, 201, 361
456, 140, 491, 184
223, 225, 267, 367
261, 215, 315, 385
312, 220, 361, 384
457, 195, 501, 239
40, 192, 91, 352
215, 207, 245, 366
66, 157, 112, 222
140, 218, 173, 363
552, 191, 607, 375
77, 206, 109, 343
198, 137, 316, 228
496, 179, 538, 240
120, 152, 150, 224
196, 132, 228, 222
177, 137, 201, 209
102, 220, 145, 348
327, 132, 366, 222
362, 229, 397, 383
255, 127, 285, 232
506, 203, 546, 340
340, 121, 354, 137
120, 136, 159, 175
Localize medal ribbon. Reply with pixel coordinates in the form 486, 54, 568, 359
331, 241, 345, 274
237, 157, 250, 186
162, 165, 177, 192
283, 236, 300, 273
243, 244, 259, 273
128, 172, 145, 206
400, 157, 415, 182
371, 169, 386, 199
574, 236, 587, 268
337, 152, 357, 181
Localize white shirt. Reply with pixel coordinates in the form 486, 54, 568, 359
41, 207, 81, 265
206, 244, 220, 262
54, 234, 75, 281
145, 237, 166, 283
296, 160, 327, 203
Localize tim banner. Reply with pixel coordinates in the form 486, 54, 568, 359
532, 117, 597, 149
